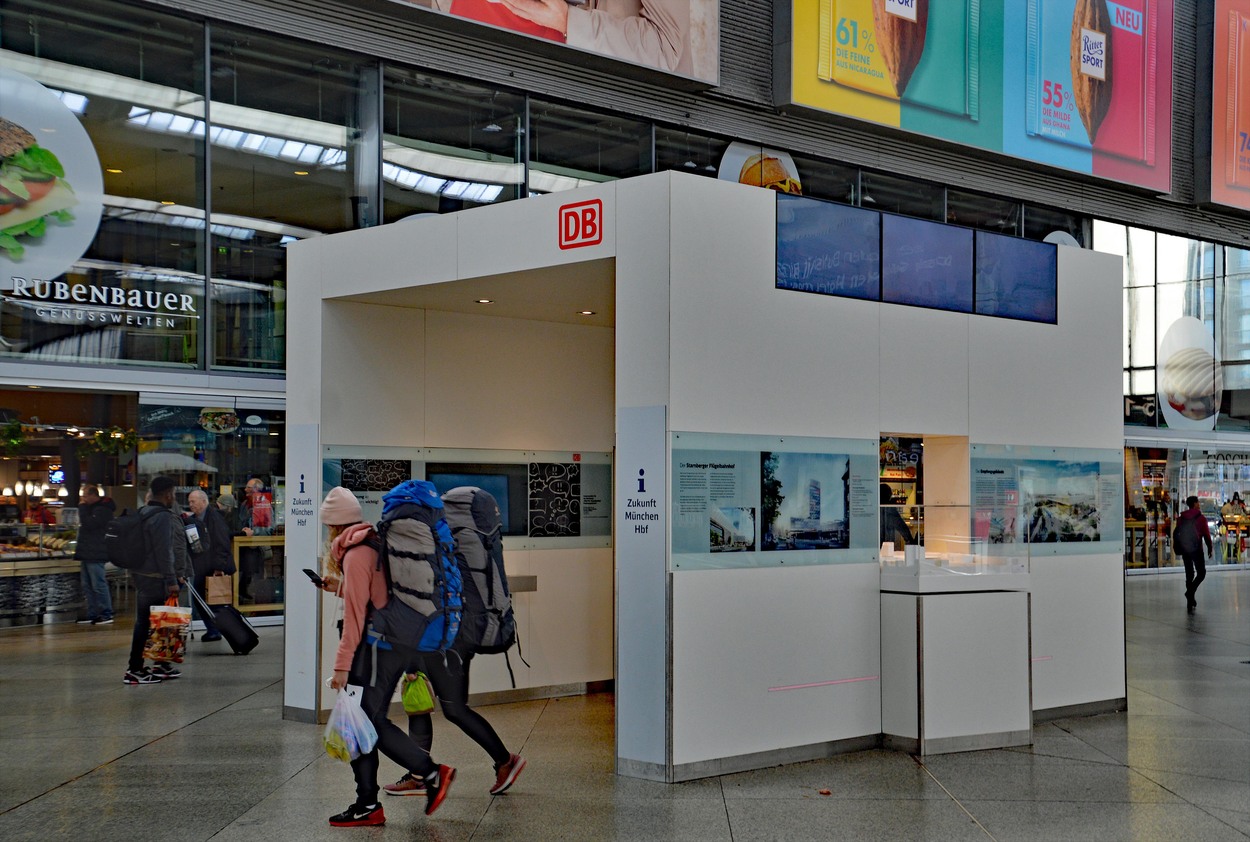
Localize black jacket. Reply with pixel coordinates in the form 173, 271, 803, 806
138, 502, 190, 586
74, 497, 116, 562
204, 504, 236, 574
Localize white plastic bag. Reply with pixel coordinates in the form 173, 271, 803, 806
324, 685, 377, 763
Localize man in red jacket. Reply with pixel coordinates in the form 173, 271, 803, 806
1174, 496, 1213, 612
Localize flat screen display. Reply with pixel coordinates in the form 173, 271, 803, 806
48, 468, 65, 485
776, 195, 881, 301
425, 463, 527, 535
882, 214, 974, 312
975, 231, 1058, 323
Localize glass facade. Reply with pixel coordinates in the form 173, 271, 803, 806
1098, 221, 1250, 431
1, 0, 1096, 381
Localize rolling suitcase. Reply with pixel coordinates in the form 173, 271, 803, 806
189, 584, 260, 655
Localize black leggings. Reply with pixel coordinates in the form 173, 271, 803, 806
349, 643, 438, 804
408, 642, 509, 768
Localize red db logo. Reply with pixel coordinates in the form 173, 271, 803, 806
559, 199, 603, 249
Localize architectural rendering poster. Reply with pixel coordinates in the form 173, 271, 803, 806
1208, 0, 1250, 211
970, 444, 1123, 555
671, 431, 878, 570
781, 0, 1174, 193
391, 0, 720, 84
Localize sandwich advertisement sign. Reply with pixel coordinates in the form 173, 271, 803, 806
389, 0, 720, 85
0, 66, 103, 283
776, 0, 1174, 194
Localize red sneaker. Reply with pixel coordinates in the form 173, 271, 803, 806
490, 753, 527, 795
424, 765, 456, 816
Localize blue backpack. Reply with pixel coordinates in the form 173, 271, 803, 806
366, 480, 463, 655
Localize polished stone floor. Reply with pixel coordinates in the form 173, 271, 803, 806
0, 570, 1246, 841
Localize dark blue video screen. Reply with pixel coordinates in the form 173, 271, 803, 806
776, 195, 880, 301
881, 214, 973, 313
975, 231, 1058, 323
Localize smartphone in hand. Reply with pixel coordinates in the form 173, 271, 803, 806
303, 568, 325, 587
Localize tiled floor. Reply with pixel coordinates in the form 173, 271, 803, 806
1, 570, 1246, 841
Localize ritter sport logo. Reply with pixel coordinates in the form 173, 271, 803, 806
559, 199, 603, 249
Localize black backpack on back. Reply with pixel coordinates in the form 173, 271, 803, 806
103, 507, 158, 570
1172, 515, 1201, 555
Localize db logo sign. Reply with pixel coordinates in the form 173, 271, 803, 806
559, 199, 603, 249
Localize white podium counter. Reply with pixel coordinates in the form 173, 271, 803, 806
880, 553, 1032, 755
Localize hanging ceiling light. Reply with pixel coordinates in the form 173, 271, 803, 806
2, 487, 11, 497
58, 487, 68, 497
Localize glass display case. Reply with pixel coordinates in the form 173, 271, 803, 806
879, 505, 1031, 593
0, 522, 83, 627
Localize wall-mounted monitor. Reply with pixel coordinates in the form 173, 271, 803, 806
975, 231, 1058, 323
426, 463, 527, 535
881, 214, 974, 313
776, 195, 880, 301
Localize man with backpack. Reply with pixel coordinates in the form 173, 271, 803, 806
123, 476, 190, 685
74, 485, 116, 625
1173, 496, 1213, 613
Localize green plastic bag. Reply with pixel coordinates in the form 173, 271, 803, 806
402, 672, 435, 715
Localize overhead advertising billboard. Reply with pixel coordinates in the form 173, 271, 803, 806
1208, 0, 1250, 211
778, 0, 1173, 193
394, 0, 720, 85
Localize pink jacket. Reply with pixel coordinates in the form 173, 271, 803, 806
330, 523, 390, 673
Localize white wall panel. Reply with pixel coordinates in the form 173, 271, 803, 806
671, 564, 881, 764
425, 310, 614, 451
321, 300, 427, 447
456, 186, 616, 280
615, 175, 673, 410
969, 247, 1123, 450
1029, 554, 1127, 710
879, 307, 970, 436
319, 213, 460, 298
468, 549, 615, 692
667, 176, 880, 440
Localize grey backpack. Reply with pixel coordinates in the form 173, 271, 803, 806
441, 486, 517, 656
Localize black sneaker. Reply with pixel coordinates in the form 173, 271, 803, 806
328, 802, 385, 827
77, 618, 96, 625
424, 765, 456, 816
201, 631, 222, 642
149, 663, 182, 680
94, 617, 115, 625
123, 669, 161, 685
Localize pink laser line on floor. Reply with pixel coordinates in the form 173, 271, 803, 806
768, 675, 880, 692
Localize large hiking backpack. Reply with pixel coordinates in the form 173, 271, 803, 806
367, 480, 463, 654
103, 508, 158, 570
442, 486, 516, 655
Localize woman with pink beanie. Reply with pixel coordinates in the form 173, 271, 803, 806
319, 486, 456, 827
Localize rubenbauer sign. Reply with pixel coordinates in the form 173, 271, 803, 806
775, 0, 1174, 194
388, 0, 719, 84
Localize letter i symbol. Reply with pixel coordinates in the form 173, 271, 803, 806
637, 469, 646, 494
299, 474, 305, 494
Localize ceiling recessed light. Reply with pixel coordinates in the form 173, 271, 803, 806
578, 310, 596, 316
160, 200, 176, 205
293, 170, 310, 176
475, 298, 494, 304
105, 168, 123, 174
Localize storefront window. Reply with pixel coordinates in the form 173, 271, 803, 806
207, 30, 373, 371
528, 100, 651, 193
382, 69, 525, 219
1023, 204, 1085, 246
947, 190, 1021, 237
789, 154, 858, 205
1124, 445, 1250, 572
859, 170, 943, 221
655, 128, 728, 180
0, 0, 206, 367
